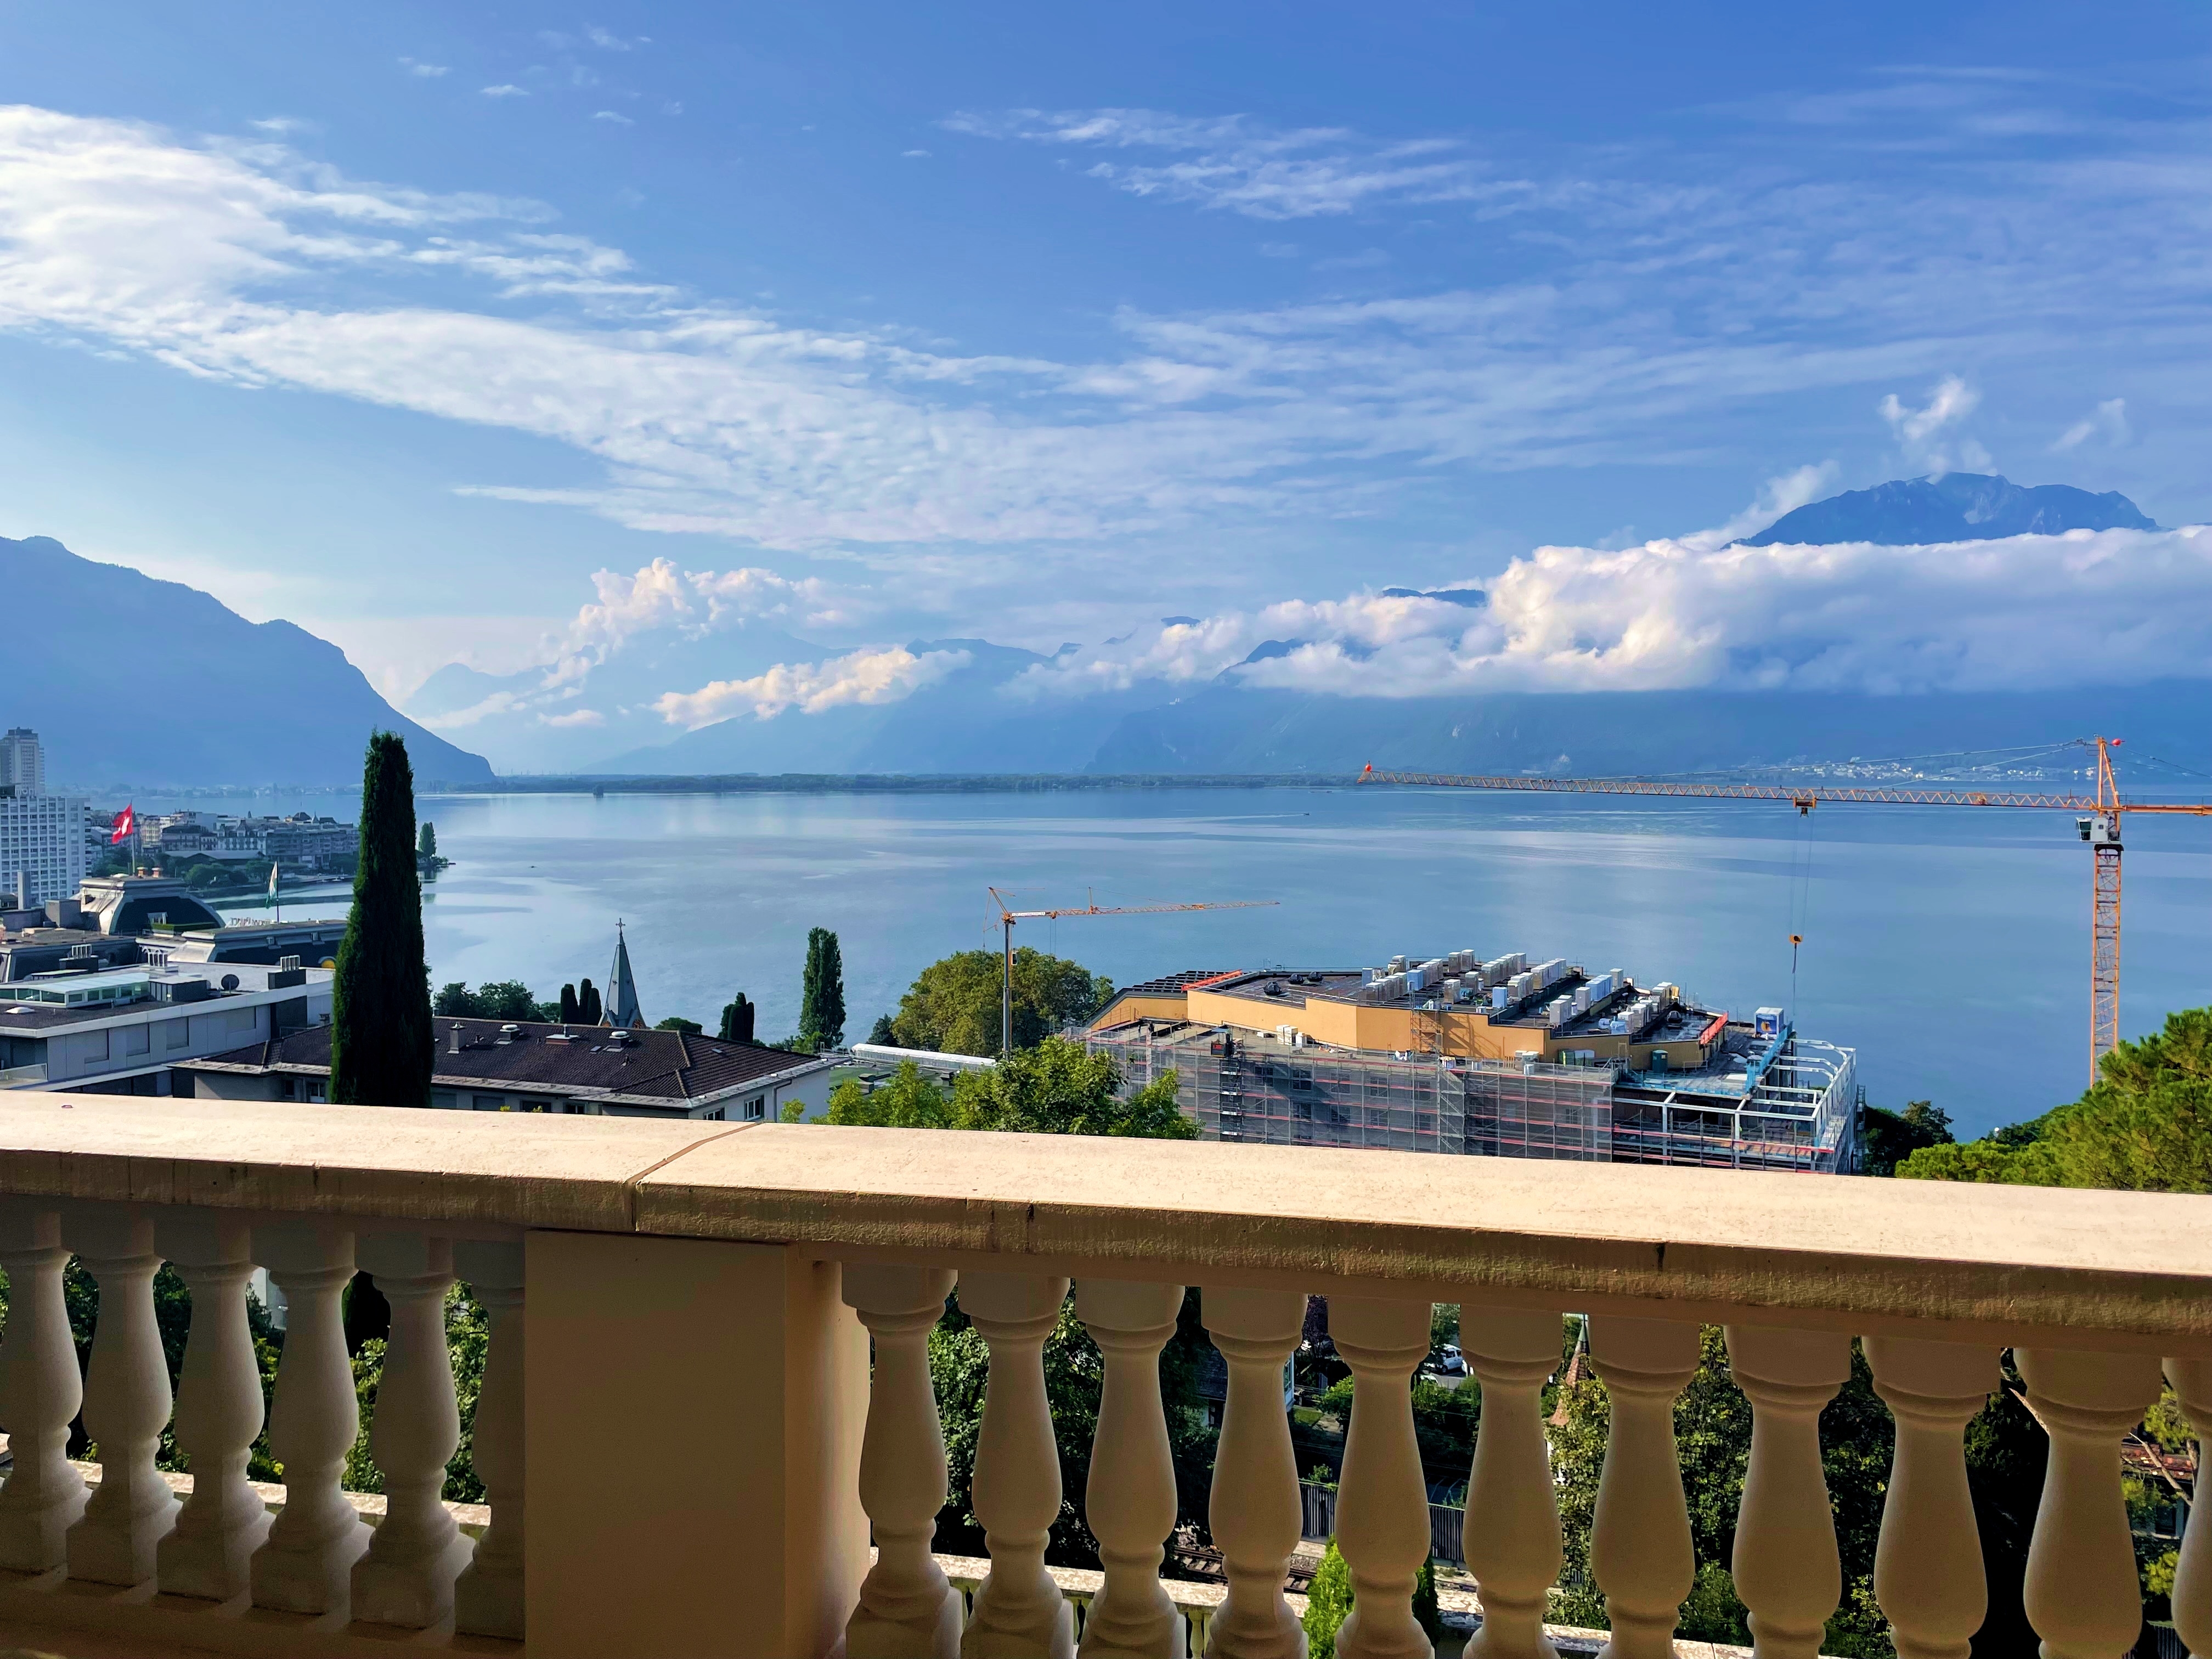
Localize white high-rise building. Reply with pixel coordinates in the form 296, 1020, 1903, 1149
0, 729, 84, 909
1, 795, 86, 909
0, 729, 43, 798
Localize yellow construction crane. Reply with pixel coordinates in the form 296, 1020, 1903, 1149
1359, 736, 2212, 1082
986, 887, 1278, 1056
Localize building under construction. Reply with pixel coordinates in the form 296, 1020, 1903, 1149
1084, 951, 1858, 1173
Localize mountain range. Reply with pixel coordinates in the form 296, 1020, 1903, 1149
0, 535, 493, 788
1738, 472, 2158, 546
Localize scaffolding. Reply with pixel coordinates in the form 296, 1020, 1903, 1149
1087, 1024, 1853, 1173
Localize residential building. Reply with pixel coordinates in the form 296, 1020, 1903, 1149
177, 1016, 840, 1121
1086, 947, 1858, 1172
0, 728, 44, 797
0, 958, 330, 1094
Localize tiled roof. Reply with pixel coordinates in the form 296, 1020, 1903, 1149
177, 1017, 828, 1104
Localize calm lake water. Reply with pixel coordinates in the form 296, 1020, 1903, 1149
167, 783, 2212, 1138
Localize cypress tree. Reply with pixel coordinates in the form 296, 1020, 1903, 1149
330, 732, 433, 1107
560, 983, 580, 1024
417, 821, 437, 860
578, 978, 602, 1025
718, 992, 755, 1044
799, 928, 846, 1051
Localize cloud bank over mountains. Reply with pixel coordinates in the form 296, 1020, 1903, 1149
412, 516, 2212, 773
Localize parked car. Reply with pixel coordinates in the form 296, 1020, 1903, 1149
1422, 1344, 1468, 1378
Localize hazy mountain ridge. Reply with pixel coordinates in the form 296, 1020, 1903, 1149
1739, 473, 2157, 546
0, 534, 493, 787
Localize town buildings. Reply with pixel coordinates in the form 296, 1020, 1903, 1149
1086, 948, 1859, 1172
0, 957, 330, 1095
179, 1016, 840, 1121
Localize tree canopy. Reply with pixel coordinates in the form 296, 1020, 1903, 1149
434, 980, 557, 1022
890, 946, 1114, 1058
1857, 1099, 1954, 1177
1899, 1006, 2212, 1190
826, 1038, 1194, 1139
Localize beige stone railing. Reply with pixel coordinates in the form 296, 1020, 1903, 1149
0, 1094, 2205, 1658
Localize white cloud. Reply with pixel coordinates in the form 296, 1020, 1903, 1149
1879, 374, 1992, 476
399, 59, 450, 78
653, 645, 972, 728
943, 108, 1503, 220
1018, 526, 2212, 699
482, 85, 528, 99
592, 110, 633, 126
2052, 396, 2130, 452
251, 117, 308, 134
1678, 462, 1839, 551
541, 707, 607, 727
902, 149, 931, 159
586, 26, 646, 50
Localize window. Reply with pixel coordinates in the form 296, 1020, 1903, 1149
702, 1107, 725, 1121
431, 1091, 457, 1109
472, 1094, 506, 1111
79, 1029, 110, 1063
745, 1094, 766, 1122
119, 1025, 150, 1058
224, 1007, 257, 1035
162, 1019, 189, 1051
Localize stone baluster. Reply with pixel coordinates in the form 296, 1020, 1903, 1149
1076, 1278, 1187, 1659
2163, 1357, 2212, 1659
842, 1263, 961, 1659
1864, 1338, 1998, 1659
1586, 1317, 1700, 1659
1200, 1286, 1306, 1659
1724, 1325, 1850, 1659
66, 1207, 178, 1587
455, 1242, 525, 1640
1329, 1295, 1433, 1659
157, 1212, 271, 1600
251, 1223, 371, 1614
351, 1234, 468, 1629
0, 1204, 87, 1570
1460, 1305, 1564, 1659
2018, 1347, 2163, 1659
958, 1270, 1076, 1659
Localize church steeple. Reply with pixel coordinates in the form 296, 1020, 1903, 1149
602, 919, 645, 1029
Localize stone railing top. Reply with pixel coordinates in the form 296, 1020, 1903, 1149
2, 1094, 2206, 1351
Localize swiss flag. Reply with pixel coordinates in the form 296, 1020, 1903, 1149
109, 804, 136, 845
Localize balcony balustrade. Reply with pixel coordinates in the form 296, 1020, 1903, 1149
0, 1093, 2202, 1658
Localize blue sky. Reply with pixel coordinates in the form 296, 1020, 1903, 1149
1, 1, 2207, 724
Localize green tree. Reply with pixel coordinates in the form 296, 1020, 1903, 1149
656, 1015, 703, 1034
799, 928, 847, 1052
1412, 1556, 1443, 1645
718, 992, 756, 1044
867, 1013, 896, 1045
826, 1039, 1194, 1139
577, 978, 602, 1025
1858, 1099, 1954, 1177
1900, 1006, 2212, 1190
331, 732, 433, 1108
433, 981, 481, 1017
559, 983, 580, 1024
1303, 1538, 1353, 1658
417, 821, 438, 860
892, 947, 1115, 1058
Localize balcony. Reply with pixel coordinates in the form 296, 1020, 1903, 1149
0, 1091, 2202, 1657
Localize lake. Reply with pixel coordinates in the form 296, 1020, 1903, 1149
170, 782, 2211, 1138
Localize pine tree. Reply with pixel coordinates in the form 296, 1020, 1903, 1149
799, 928, 846, 1051
718, 992, 755, 1044
578, 979, 601, 1025
417, 821, 438, 860
330, 733, 433, 1107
